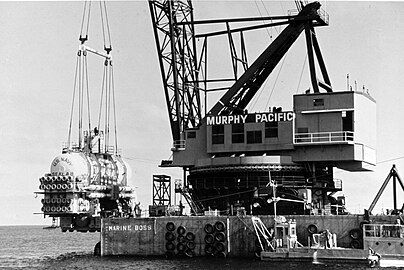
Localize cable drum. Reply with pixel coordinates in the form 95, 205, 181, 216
56, 198, 62, 204
57, 184, 62, 190
204, 223, 214, 234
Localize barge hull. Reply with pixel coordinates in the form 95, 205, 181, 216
101, 215, 399, 257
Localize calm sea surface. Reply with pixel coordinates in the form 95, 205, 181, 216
0, 226, 401, 270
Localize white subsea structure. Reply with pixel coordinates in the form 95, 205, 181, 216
49, 152, 131, 186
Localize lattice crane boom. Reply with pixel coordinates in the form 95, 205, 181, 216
149, 0, 202, 144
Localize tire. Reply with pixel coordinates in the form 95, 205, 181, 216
165, 242, 175, 251
204, 244, 214, 254
350, 239, 361, 249
166, 222, 175, 232
186, 241, 196, 250
307, 224, 318, 234
215, 221, 225, 232
204, 223, 214, 234
204, 234, 214, 244
177, 235, 186, 243
349, 228, 362, 240
165, 232, 176, 241
215, 232, 226, 242
214, 242, 225, 253
177, 242, 186, 252
177, 225, 186, 235
185, 249, 195, 258
215, 251, 226, 258
186, 232, 195, 241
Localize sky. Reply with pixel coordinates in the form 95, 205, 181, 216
0, 1, 403, 225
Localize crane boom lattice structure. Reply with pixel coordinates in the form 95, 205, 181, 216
149, 0, 202, 147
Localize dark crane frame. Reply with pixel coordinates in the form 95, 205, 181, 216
149, 0, 332, 144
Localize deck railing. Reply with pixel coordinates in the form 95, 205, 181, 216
364, 224, 404, 238
294, 131, 354, 145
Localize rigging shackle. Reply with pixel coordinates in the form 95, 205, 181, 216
79, 35, 88, 44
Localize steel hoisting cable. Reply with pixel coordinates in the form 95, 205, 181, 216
103, 1, 112, 49
68, 55, 80, 147
249, 0, 284, 112
265, 54, 287, 109
98, 63, 107, 131
79, 1, 91, 42
99, 1, 107, 47
78, 51, 83, 147
111, 64, 118, 154
254, 1, 272, 40
296, 53, 308, 94
84, 53, 91, 133
80, 52, 86, 147
104, 62, 109, 151
79, 1, 87, 38
107, 61, 113, 152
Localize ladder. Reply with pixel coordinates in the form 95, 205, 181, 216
180, 187, 203, 215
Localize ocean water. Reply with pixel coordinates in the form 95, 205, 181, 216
0, 226, 400, 270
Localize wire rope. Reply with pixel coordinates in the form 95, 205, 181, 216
296, 53, 307, 94
98, 62, 107, 131
265, 54, 287, 109
68, 55, 80, 147
111, 63, 118, 154
79, 1, 88, 38
84, 53, 91, 133
103, 1, 113, 48
99, 1, 107, 48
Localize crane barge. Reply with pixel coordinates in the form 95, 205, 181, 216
36, 0, 404, 263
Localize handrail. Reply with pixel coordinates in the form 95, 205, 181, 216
364, 223, 404, 238
294, 131, 354, 144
